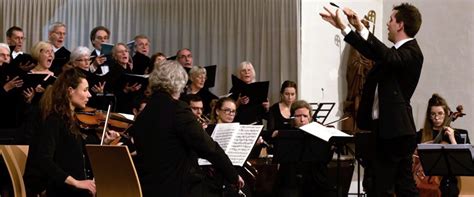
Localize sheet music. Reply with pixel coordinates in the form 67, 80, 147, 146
199, 123, 263, 166
299, 122, 352, 142
226, 125, 263, 166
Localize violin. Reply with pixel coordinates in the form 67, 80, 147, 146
76, 106, 134, 133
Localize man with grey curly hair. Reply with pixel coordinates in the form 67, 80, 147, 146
130, 60, 244, 196
148, 60, 188, 99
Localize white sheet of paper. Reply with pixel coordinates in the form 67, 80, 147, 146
198, 123, 263, 166
299, 122, 351, 142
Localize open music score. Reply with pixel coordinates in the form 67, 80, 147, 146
199, 123, 263, 166
299, 122, 352, 142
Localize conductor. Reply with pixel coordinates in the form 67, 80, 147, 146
320, 3, 423, 196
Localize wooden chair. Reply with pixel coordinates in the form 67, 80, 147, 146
86, 145, 142, 197
0, 145, 29, 197
459, 176, 474, 196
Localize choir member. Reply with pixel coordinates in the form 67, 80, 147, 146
132, 35, 152, 74
89, 26, 111, 75
48, 22, 71, 76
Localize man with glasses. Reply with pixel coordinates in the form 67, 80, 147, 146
48, 22, 71, 75
132, 35, 152, 74
89, 26, 111, 75
176, 48, 193, 72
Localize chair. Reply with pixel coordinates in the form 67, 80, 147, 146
0, 145, 29, 197
86, 145, 142, 197
459, 176, 474, 196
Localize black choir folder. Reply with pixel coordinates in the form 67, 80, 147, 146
123, 73, 149, 87
231, 75, 269, 104
22, 73, 56, 89
100, 43, 114, 56
199, 123, 263, 166
204, 65, 217, 88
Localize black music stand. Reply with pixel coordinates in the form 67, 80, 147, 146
274, 129, 354, 197
417, 144, 474, 176
312, 102, 335, 124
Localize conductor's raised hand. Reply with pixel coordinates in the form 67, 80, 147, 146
319, 6, 346, 30
342, 8, 364, 31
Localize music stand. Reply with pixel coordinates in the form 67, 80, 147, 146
417, 144, 474, 176
312, 102, 335, 124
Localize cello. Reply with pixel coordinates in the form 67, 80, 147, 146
412, 104, 466, 196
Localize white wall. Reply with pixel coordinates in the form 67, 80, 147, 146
300, 0, 383, 123
301, 0, 474, 138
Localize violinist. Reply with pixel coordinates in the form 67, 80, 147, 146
127, 60, 243, 196
23, 68, 96, 196
415, 93, 468, 196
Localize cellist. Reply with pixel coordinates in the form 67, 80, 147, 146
415, 93, 468, 196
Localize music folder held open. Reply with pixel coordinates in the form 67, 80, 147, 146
230, 75, 269, 105
199, 123, 263, 167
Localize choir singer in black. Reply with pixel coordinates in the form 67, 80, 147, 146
128, 60, 244, 196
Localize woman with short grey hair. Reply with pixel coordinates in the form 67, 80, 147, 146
181, 65, 218, 116
130, 60, 244, 196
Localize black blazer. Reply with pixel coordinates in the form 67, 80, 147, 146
129, 91, 238, 196
345, 31, 423, 139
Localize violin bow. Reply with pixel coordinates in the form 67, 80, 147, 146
100, 105, 112, 145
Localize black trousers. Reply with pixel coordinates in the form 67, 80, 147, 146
364, 123, 419, 197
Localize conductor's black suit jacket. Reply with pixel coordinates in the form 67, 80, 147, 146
129, 91, 238, 196
345, 31, 423, 139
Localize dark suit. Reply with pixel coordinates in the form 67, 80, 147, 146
129, 91, 238, 196
345, 31, 423, 196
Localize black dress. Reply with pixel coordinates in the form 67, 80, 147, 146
24, 113, 91, 197
265, 103, 291, 141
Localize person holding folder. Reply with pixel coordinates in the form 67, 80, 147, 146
320, 3, 423, 196
48, 22, 71, 76
128, 60, 244, 196
0, 43, 24, 129
183, 65, 218, 116
22, 41, 56, 105
89, 26, 111, 75
230, 61, 270, 125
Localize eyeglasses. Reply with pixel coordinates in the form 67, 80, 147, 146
54, 31, 67, 36
220, 108, 236, 115
430, 112, 445, 119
